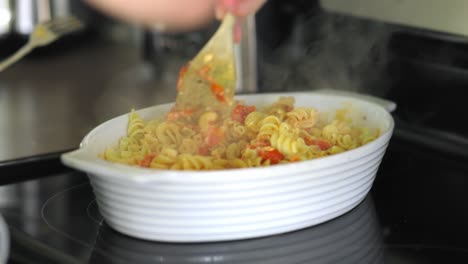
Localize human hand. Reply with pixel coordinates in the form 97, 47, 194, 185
84, 0, 267, 32
215, 0, 267, 43
215, 0, 267, 19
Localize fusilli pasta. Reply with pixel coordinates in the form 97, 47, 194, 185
102, 97, 379, 170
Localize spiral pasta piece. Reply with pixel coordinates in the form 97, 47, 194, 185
150, 148, 178, 169
178, 138, 198, 155
156, 122, 183, 147
257, 115, 281, 140
128, 110, 145, 140
140, 133, 160, 154
270, 131, 307, 156
286, 107, 318, 129
223, 119, 246, 141
172, 154, 213, 170
226, 142, 242, 160
198, 111, 218, 132
244, 111, 266, 132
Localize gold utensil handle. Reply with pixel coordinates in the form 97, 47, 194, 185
0, 42, 34, 72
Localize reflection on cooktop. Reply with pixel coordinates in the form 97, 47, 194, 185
88, 195, 382, 264
2, 172, 384, 264
0, 214, 8, 263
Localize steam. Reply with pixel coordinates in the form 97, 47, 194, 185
260, 12, 393, 97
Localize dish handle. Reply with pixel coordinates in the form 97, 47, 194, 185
60, 147, 96, 170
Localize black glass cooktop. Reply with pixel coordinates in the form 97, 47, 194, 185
1, 134, 468, 264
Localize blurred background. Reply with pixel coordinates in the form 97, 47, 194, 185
1, 0, 468, 163
2, 1, 468, 263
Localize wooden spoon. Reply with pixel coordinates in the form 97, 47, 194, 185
172, 13, 237, 121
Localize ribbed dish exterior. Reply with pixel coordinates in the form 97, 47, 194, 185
89, 196, 383, 263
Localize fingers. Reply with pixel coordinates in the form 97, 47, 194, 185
235, 0, 267, 16
233, 20, 242, 43
215, 0, 267, 19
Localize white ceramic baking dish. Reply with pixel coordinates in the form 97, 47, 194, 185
61, 91, 395, 242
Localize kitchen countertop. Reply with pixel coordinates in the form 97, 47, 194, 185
0, 38, 184, 162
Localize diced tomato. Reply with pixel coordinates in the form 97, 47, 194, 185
231, 103, 256, 123
210, 82, 226, 103
305, 138, 332, 150
177, 62, 190, 91
246, 105, 256, 114
231, 105, 243, 122
258, 148, 284, 164
304, 127, 315, 134
198, 146, 210, 156
250, 139, 270, 149
205, 126, 225, 146
139, 153, 156, 167
199, 65, 211, 79
166, 108, 195, 121
290, 155, 301, 162
198, 65, 216, 84
196, 64, 228, 103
